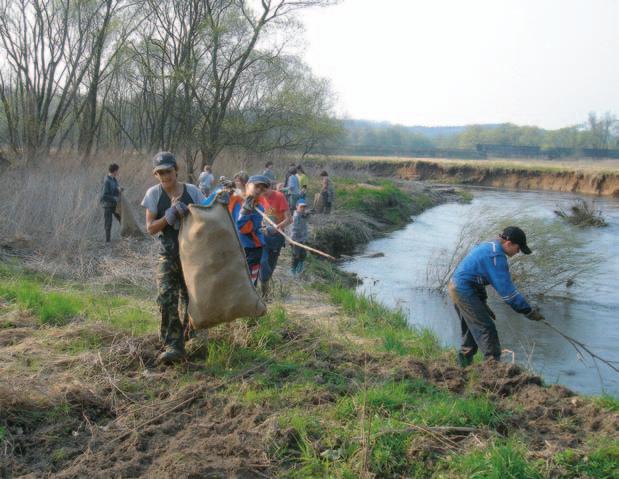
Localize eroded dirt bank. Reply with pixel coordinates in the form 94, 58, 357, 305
304, 158, 619, 196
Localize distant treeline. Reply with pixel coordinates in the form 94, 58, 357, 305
325, 113, 619, 159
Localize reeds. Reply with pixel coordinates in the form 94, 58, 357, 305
554, 199, 608, 227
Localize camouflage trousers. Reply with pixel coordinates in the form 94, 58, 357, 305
157, 254, 189, 350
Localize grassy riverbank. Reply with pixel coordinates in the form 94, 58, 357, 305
0, 178, 617, 478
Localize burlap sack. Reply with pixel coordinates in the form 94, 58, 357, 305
313, 192, 325, 213
115, 193, 144, 238
179, 201, 267, 329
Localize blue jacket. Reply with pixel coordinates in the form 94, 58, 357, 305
451, 240, 532, 314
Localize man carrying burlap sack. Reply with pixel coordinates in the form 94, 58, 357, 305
141, 152, 205, 365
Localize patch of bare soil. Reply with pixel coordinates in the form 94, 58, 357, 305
393, 358, 618, 457
1, 287, 617, 477
54, 390, 275, 479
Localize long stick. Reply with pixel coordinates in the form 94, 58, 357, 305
255, 208, 336, 261
541, 320, 619, 374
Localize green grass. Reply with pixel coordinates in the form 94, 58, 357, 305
324, 284, 441, 360
301, 379, 506, 477
0, 279, 83, 326
555, 438, 619, 479
593, 394, 619, 412
335, 179, 416, 225
0, 265, 157, 335
443, 438, 543, 479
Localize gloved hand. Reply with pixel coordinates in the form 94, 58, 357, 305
164, 205, 179, 225
526, 307, 545, 322
241, 195, 256, 215
265, 225, 278, 236
175, 201, 189, 217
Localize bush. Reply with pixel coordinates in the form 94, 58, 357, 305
427, 213, 601, 298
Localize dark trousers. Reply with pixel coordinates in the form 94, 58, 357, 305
244, 247, 263, 286
321, 192, 332, 214
157, 254, 189, 350
260, 233, 285, 282
103, 206, 121, 242
448, 282, 501, 361
292, 246, 307, 274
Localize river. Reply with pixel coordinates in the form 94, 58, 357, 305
342, 187, 619, 396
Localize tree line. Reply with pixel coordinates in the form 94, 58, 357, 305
0, 0, 341, 177
334, 112, 619, 155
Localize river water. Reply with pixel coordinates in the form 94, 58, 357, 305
342, 188, 619, 396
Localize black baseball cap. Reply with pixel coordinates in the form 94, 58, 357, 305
152, 151, 177, 172
501, 226, 531, 254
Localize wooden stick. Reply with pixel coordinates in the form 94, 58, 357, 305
255, 208, 336, 261
541, 321, 619, 374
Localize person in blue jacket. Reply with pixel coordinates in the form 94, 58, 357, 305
448, 226, 544, 367
203, 174, 268, 286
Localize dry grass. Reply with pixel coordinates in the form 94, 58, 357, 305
0, 149, 291, 280
554, 199, 608, 227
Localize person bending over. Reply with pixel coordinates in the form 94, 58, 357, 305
448, 226, 544, 367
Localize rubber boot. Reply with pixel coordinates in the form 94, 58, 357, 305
157, 345, 184, 365
260, 279, 270, 300
457, 352, 473, 368
185, 329, 209, 359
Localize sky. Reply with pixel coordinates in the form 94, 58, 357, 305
299, 0, 619, 129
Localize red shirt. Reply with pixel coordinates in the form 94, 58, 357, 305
260, 191, 289, 224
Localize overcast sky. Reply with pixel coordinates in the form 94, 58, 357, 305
300, 0, 619, 129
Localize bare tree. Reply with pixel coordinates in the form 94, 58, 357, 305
192, 0, 337, 169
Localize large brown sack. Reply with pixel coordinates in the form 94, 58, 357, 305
179, 201, 267, 329
313, 192, 325, 213
115, 193, 144, 238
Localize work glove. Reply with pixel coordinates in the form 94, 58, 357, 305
164, 205, 179, 225
174, 201, 189, 217
241, 195, 256, 215
265, 225, 278, 236
526, 307, 545, 322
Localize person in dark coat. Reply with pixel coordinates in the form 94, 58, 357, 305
100, 163, 121, 242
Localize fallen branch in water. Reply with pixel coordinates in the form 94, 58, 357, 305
541, 320, 619, 374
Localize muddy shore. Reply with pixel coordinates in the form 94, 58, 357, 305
303, 157, 619, 197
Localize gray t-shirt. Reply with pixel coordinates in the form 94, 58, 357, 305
198, 172, 214, 190
141, 183, 205, 229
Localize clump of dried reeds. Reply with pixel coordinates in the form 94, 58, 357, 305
426, 213, 601, 298
309, 211, 378, 257
554, 199, 607, 227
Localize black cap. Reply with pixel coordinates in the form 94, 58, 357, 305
501, 226, 531, 254
152, 151, 177, 172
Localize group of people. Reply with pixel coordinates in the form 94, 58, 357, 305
103, 152, 545, 368
104, 153, 327, 364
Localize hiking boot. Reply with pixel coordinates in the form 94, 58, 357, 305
259, 280, 271, 300
185, 330, 209, 359
457, 352, 473, 368
157, 346, 185, 365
